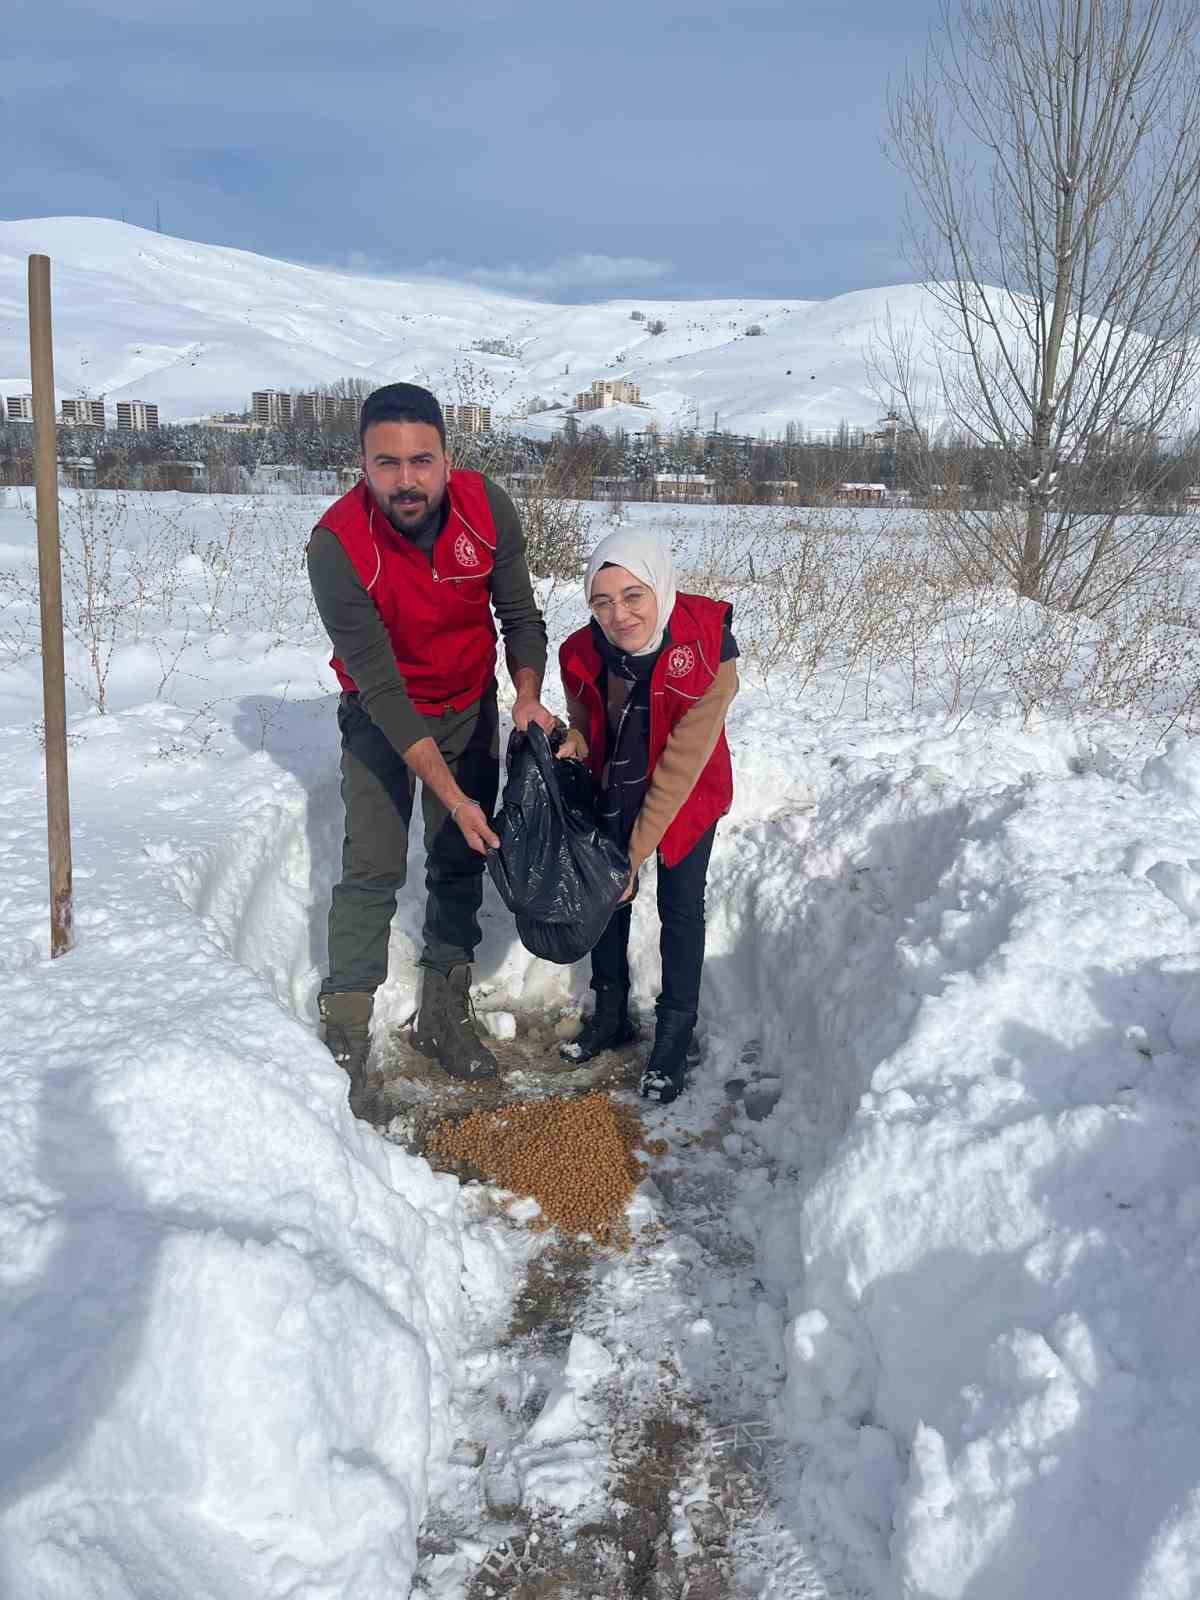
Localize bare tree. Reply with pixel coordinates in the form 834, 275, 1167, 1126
885, 0, 1200, 613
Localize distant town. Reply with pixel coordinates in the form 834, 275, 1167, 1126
2, 383, 1198, 511
0, 377, 649, 435
0, 388, 496, 437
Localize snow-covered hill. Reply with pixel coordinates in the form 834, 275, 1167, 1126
0, 217, 935, 435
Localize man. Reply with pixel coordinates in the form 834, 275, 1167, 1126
307, 382, 554, 1114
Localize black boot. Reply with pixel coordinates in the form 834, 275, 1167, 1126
559, 981, 637, 1063
318, 991, 376, 1119
639, 1008, 697, 1104
412, 964, 499, 1081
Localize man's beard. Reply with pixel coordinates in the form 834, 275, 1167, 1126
378, 486, 445, 540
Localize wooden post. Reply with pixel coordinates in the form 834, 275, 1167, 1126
28, 254, 74, 958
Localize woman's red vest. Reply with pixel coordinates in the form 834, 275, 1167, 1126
317, 471, 500, 714
559, 592, 734, 867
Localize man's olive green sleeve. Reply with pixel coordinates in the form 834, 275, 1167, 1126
484, 479, 549, 678
306, 528, 428, 755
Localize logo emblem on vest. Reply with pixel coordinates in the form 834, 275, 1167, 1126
667, 645, 695, 678
454, 532, 480, 569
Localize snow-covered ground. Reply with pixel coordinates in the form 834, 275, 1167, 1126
0, 217, 943, 436
3, 488, 1200, 1598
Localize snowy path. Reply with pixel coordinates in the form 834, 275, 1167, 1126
411, 1039, 858, 1599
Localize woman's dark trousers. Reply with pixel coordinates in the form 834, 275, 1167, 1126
589, 823, 717, 1014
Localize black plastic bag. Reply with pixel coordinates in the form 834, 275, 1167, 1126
486, 724, 630, 964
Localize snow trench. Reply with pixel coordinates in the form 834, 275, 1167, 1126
153, 715, 1009, 1596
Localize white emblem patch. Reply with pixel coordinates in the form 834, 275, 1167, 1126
667, 645, 695, 678
454, 532, 480, 569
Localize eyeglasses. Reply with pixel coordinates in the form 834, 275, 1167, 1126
589, 586, 653, 620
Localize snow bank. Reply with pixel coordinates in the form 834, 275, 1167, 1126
719, 722, 1200, 1598
0, 708, 519, 1600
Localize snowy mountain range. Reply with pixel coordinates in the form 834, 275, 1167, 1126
0, 217, 936, 437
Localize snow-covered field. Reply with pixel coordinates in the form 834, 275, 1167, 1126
3, 488, 1200, 1599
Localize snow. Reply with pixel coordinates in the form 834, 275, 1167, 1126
1, 218, 940, 437
2, 485, 1200, 1596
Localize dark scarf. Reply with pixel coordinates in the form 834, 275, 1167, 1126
590, 619, 668, 845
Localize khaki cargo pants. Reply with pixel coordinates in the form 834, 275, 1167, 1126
321, 686, 499, 996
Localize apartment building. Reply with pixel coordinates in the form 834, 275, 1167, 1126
252, 390, 294, 427
3, 396, 34, 422
253, 390, 358, 428
443, 402, 492, 434
294, 392, 322, 427
61, 398, 106, 428
116, 400, 160, 432
574, 378, 641, 411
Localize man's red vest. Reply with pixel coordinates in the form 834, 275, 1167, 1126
317, 471, 500, 714
559, 592, 734, 867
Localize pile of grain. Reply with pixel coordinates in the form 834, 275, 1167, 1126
428, 1090, 650, 1246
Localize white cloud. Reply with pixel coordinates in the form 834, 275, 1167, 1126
421, 252, 671, 295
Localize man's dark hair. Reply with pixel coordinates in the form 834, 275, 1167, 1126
359, 382, 446, 447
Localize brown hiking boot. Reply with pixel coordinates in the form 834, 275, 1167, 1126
318, 991, 375, 1118
412, 964, 499, 1081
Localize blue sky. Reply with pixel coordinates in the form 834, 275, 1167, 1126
5, 0, 941, 302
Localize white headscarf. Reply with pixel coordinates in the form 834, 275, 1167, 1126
583, 529, 678, 656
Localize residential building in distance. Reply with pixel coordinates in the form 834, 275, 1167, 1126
61, 398, 106, 428
5, 395, 34, 421
444, 403, 492, 434
869, 411, 923, 448
254, 390, 357, 428
116, 400, 160, 432
836, 482, 888, 504
763, 479, 803, 503
653, 471, 714, 502
574, 378, 642, 411
294, 392, 358, 428
252, 390, 294, 427
251, 463, 350, 496
58, 455, 97, 489
499, 470, 549, 494
161, 460, 208, 492
590, 475, 641, 501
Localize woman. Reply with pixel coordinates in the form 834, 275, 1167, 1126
556, 530, 738, 1104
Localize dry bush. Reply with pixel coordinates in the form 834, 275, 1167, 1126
56, 490, 131, 712
682, 504, 901, 695
999, 575, 1200, 732
1, 489, 323, 712
511, 473, 591, 584
681, 500, 1200, 735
